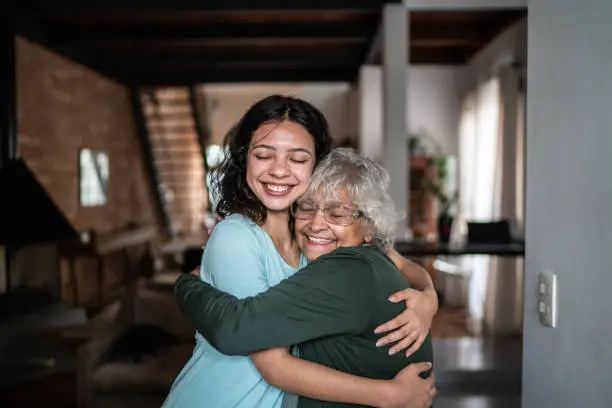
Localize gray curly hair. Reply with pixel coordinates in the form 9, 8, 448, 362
303, 147, 401, 250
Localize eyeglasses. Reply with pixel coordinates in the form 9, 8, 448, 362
292, 200, 364, 226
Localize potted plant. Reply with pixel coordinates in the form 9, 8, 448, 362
422, 157, 458, 243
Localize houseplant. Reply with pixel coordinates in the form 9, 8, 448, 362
422, 157, 458, 243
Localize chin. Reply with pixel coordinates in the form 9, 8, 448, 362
262, 199, 296, 212
304, 248, 335, 262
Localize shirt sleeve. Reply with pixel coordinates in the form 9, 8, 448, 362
174, 249, 374, 356
199, 216, 268, 298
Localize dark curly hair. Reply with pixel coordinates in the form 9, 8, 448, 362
211, 95, 333, 224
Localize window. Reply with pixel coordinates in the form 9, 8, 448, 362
79, 149, 109, 207
458, 77, 502, 324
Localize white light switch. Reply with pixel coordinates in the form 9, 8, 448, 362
537, 270, 557, 328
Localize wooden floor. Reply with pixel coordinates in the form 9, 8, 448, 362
431, 306, 476, 338
1, 306, 517, 408
1, 372, 78, 408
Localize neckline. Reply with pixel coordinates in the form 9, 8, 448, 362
258, 226, 303, 270
232, 214, 305, 270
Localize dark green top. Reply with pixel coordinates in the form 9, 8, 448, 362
174, 245, 433, 408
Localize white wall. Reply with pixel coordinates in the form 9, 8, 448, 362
357, 20, 526, 163
298, 83, 351, 141
358, 65, 462, 161
201, 83, 350, 146
523, 0, 612, 406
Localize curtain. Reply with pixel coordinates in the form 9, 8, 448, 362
458, 77, 502, 326
457, 67, 525, 334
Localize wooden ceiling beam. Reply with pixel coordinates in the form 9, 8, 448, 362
409, 48, 471, 64
90, 37, 369, 51
18, 0, 393, 15
114, 59, 360, 73
94, 49, 364, 63
33, 10, 376, 25
129, 68, 357, 86
42, 23, 377, 45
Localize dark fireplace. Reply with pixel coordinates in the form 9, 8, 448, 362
0, 159, 80, 332
0, 242, 61, 322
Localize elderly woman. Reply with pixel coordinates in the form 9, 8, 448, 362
174, 148, 435, 408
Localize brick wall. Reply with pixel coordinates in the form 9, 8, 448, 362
15, 37, 157, 304
16, 37, 155, 232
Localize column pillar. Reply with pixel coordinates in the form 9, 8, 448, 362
382, 3, 409, 238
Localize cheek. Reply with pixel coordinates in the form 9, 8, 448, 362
246, 158, 263, 180
294, 219, 308, 232
337, 226, 368, 245
245, 161, 262, 193
292, 164, 315, 193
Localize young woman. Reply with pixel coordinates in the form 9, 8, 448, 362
162, 95, 438, 408
175, 148, 437, 408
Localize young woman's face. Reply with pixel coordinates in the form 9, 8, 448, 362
246, 121, 316, 213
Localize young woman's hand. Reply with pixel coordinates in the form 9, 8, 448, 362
190, 265, 201, 277
380, 362, 436, 408
374, 287, 438, 357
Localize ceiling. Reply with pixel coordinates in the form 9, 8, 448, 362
16, 1, 526, 86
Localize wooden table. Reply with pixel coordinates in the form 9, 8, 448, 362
395, 241, 525, 257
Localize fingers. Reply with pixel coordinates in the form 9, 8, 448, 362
419, 374, 436, 408
190, 266, 201, 277
374, 316, 408, 335
374, 308, 415, 334
426, 384, 437, 408
404, 334, 426, 358
376, 319, 416, 347
388, 288, 419, 303
387, 330, 420, 355
408, 361, 433, 375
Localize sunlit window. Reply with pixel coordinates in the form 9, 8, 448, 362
79, 149, 109, 207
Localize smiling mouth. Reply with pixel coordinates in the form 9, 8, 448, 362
264, 183, 292, 195
306, 236, 335, 245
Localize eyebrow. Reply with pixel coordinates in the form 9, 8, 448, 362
252, 144, 313, 156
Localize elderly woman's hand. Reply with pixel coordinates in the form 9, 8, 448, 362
380, 362, 436, 408
374, 287, 438, 357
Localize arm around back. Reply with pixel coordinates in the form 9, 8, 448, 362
175, 249, 375, 355
176, 216, 272, 337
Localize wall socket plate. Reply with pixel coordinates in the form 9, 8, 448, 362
537, 270, 558, 328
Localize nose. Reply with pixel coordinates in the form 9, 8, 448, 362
269, 158, 290, 178
308, 209, 328, 232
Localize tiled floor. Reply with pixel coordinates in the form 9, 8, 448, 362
434, 336, 522, 373
433, 336, 522, 408
434, 394, 521, 408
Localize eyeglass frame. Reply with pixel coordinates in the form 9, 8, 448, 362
291, 200, 364, 226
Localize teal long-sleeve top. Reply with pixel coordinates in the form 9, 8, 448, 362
174, 245, 433, 408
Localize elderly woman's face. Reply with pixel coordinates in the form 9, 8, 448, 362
294, 187, 373, 261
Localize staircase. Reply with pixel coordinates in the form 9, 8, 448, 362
136, 87, 208, 238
